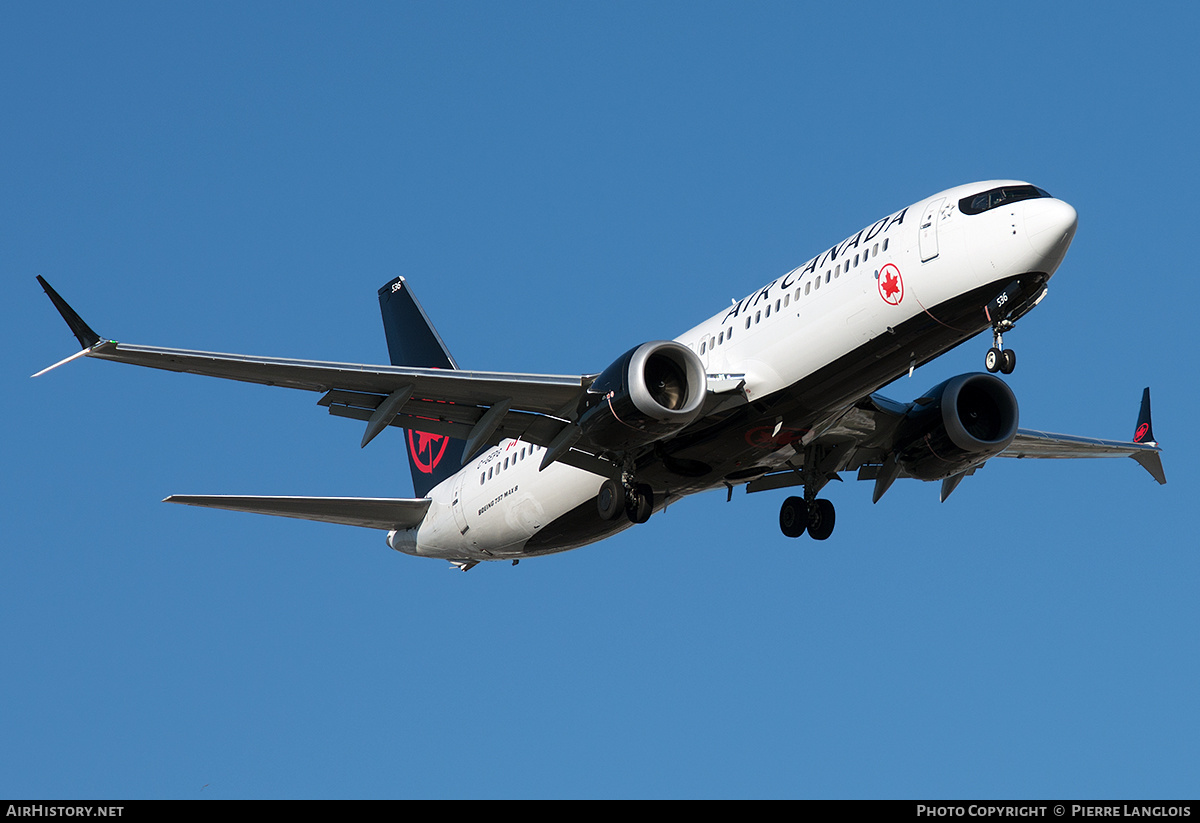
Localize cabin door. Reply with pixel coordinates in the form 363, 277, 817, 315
919, 197, 945, 262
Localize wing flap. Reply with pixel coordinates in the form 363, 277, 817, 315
164, 495, 432, 530
323, 403, 616, 478
323, 392, 569, 444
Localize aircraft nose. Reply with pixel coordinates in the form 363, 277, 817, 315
1024, 198, 1078, 246
1023, 197, 1077, 272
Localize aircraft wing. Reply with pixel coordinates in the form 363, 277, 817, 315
36, 278, 747, 479
75, 339, 586, 413
996, 427, 1166, 484
165, 495, 431, 530
746, 384, 1165, 500
36, 277, 609, 465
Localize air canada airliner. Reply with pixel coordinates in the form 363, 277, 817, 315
36, 180, 1165, 571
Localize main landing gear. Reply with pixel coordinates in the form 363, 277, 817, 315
778, 444, 839, 540
597, 477, 654, 525
779, 496, 836, 540
985, 320, 1016, 375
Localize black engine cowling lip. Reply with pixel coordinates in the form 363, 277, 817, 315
940, 372, 1020, 452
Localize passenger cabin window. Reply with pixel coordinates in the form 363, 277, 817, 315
959, 184, 1051, 215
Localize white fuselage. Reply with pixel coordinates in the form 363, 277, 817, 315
389, 181, 1079, 562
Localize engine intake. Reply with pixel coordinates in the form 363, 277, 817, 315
894, 373, 1019, 481
577, 341, 707, 451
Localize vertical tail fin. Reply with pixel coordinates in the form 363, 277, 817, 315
378, 278, 467, 497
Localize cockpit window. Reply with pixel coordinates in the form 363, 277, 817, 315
959, 185, 1052, 215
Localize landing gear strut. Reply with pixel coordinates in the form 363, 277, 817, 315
985, 320, 1016, 375
777, 445, 838, 540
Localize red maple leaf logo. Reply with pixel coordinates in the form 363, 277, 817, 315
878, 264, 904, 305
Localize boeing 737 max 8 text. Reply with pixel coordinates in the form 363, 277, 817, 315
36, 180, 1165, 571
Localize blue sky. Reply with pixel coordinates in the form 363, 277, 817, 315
3, 2, 1197, 799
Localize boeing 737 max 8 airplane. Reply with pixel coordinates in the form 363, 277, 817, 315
36, 180, 1165, 571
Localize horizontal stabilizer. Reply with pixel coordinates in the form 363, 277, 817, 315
164, 495, 431, 530
1132, 450, 1167, 486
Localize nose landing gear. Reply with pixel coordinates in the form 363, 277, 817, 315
985, 322, 1017, 375
982, 278, 1046, 376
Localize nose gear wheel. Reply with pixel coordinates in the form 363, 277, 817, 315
985, 322, 1016, 375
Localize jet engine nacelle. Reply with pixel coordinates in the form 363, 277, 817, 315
577, 341, 707, 451
894, 373, 1019, 481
